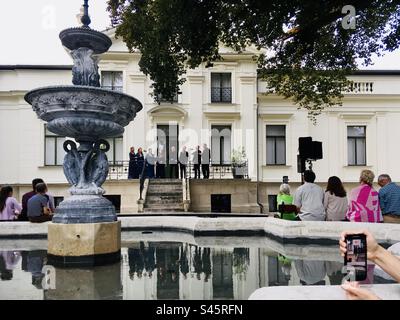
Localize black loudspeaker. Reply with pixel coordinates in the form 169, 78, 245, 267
298, 137, 313, 159
309, 141, 323, 160
297, 155, 306, 173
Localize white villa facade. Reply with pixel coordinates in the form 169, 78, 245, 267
1, 28, 400, 213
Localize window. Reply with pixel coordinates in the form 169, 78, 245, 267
211, 125, 231, 165
268, 195, 278, 212
157, 92, 179, 103
53, 197, 64, 208
347, 126, 366, 165
211, 73, 232, 103
101, 71, 123, 92
45, 126, 66, 166
103, 195, 121, 213
266, 125, 286, 165
211, 194, 231, 213
105, 136, 123, 165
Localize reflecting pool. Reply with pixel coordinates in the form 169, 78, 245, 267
0, 237, 395, 300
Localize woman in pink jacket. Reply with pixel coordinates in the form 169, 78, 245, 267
346, 170, 383, 223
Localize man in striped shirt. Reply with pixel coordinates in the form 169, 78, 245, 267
378, 174, 400, 224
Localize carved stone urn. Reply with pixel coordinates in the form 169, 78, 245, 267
24, 0, 142, 266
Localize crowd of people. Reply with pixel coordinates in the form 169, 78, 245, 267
276, 169, 400, 224
128, 243, 213, 283
127, 144, 211, 179
0, 178, 54, 222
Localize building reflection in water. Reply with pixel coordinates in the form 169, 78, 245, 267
2, 241, 390, 300
124, 242, 252, 300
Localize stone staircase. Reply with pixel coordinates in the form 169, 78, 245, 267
144, 179, 184, 212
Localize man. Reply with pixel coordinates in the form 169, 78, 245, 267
378, 174, 400, 223
169, 146, 178, 178
192, 146, 201, 179
293, 170, 325, 221
27, 183, 53, 223
179, 146, 189, 179
20, 178, 54, 221
201, 143, 210, 179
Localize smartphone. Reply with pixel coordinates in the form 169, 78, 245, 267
344, 234, 367, 281
282, 176, 289, 184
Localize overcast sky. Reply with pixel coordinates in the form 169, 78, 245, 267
0, 0, 399, 69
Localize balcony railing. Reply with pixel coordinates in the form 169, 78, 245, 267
211, 87, 232, 103
157, 92, 179, 103
107, 160, 248, 180
107, 161, 128, 180
348, 82, 374, 93
101, 85, 123, 92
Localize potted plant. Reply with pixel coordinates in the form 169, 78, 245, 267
231, 147, 247, 179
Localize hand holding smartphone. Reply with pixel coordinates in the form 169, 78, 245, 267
344, 234, 367, 281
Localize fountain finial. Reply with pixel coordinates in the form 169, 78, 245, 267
81, 0, 91, 28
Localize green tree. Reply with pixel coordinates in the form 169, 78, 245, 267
107, 0, 400, 121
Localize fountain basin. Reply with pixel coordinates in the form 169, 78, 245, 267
24, 86, 143, 140
59, 27, 112, 54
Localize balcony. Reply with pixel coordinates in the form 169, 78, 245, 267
157, 92, 179, 103
107, 160, 248, 180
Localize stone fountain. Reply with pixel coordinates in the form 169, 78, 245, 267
24, 0, 142, 266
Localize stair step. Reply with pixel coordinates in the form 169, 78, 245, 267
147, 190, 182, 193
147, 190, 183, 195
146, 194, 182, 199
149, 179, 182, 184
144, 208, 184, 212
147, 190, 182, 195
148, 185, 182, 189
148, 183, 182, 187
146, 199, 182, 204
144, 203, 183, 209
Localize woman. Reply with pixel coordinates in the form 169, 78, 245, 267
346, 170, 383, 223
324, 176, 348, 221
0, 186, 22, 221
128, 147, 137, 179
276, 183, 297, 220
136, 147, 145, 178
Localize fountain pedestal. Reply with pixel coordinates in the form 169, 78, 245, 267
47, 221, 121, 266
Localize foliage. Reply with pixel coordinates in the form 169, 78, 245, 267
233, 248, 250, 276
231, 147, 246, 167
107, 0, 400, 121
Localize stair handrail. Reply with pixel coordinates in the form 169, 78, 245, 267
182, 171, 190, 212
137, 161, 149, 213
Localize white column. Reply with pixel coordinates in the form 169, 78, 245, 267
239, 75, 257, 180
376, 112, 387, 174
187, 74, 205, 147
126, 73, 147, 159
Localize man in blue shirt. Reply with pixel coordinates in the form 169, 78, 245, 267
378, 174, 400, 223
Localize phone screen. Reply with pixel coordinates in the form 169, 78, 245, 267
344, 234, 367, 281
